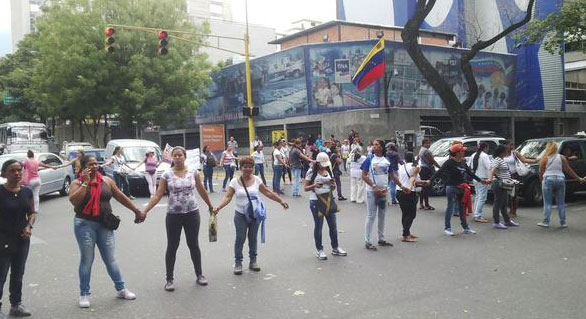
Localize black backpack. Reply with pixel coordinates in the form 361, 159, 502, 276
206, 153, 217, 167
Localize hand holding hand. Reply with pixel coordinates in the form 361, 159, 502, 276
21, 225, 32, 239
280, 201, 289, 209
212, 207, 220, 215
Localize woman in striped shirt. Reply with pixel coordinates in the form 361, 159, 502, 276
489, 145, 519, 230
219, 145, 237, 192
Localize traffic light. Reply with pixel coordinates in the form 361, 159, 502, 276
242, 107, 259, 116
105, 27, 115, 53
158, 31, 169, 56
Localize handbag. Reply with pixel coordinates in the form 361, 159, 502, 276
370, 161, 388, 204
496, 178, 516, 191
514, 154, 530, 176
316, 191, 339, 217
241, 177, 268, 243
0, 232, 18, 256
101, 210, 121, 230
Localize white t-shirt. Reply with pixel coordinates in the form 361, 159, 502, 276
361, 155, 391, 191
273, 149, 284, 166
469, 151, 491, 179
305, 168, 333, 201
350, 155, 366, 178
229, 176, 263, 214
253, 151, 265, 165
396, 163, 419, 192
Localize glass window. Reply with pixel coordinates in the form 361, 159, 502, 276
516, 141, 554, 159
44, 155, 62, 166
481, 141, 498, 155
463, 141, 477, 157
123, 147, 162, 163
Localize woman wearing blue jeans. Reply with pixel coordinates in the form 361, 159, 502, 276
219, 145, 237, 191
214, 156, 288, 274
69, 155, 144, 308
538, 142, 585, 228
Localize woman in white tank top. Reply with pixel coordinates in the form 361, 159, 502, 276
538, 142, 585, 228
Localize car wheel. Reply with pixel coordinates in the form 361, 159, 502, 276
431, 176, 445, 196
60, 177, 71, 196
524, 179, 542, 206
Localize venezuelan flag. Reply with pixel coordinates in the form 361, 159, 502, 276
352, 38, 386, 91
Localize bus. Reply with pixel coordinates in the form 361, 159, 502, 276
0, 122, 50, 154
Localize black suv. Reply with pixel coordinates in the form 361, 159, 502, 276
516, 137, 586, 205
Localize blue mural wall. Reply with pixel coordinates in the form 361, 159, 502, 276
195, 40, 518, 124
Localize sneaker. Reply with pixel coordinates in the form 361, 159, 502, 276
79, 295, 91, 308
364, 243, 377, 251
377, 240, 394, 247
560, 223, 568, 228
332, 247, 347, 256
338, 196, 347, 201
444, 229, 455, 236
233, 264, 243, 275
249, 262, 261, 272
129, 195, 136, 200
116, 289, 136, 300
463, 228, 477, 234
316, 250, 328, 260
505, 220, 519, 227
474, 217, 489, 223
196, 275, 208, 286
164, 280, 175, 292
493, 223, 508, 230
9, 304, 31, 317
537, 222, 550, 228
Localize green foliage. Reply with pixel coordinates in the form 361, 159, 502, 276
517, 0, 586, 54
0, 0, 212, 132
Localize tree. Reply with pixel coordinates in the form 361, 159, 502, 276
401, 0, 535, 134
23, 0, 212, 145
518, 0, 586, 54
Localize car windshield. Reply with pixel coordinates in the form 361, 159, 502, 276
123, 147, 162, 163
0, 154, 27, 168
516, 140, 559, 159
429, 140, 453, 157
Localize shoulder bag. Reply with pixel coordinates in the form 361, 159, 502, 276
513, 152, 530, 176
241, 176, 268, 243
313, 172, 339, 217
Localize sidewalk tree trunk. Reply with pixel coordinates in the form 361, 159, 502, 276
401, 0, 535, 135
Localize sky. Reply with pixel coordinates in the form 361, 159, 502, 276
0, 0, 337, 57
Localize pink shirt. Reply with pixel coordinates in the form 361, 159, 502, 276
23, 158, 40, 183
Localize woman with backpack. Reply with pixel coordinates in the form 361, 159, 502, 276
470, 143, 491, 223
489, 145, 520, 230
304, 152, 347, 260
202, 146, 216, 193
395, 152, 427, 243
503, 140, 538, 217
213, 157, 289, 274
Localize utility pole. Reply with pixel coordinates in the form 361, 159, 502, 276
244, 0, 256, 154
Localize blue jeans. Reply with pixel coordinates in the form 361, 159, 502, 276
542, 176, 566, 225
255, 164, 267, 185
203, 166, 214, 192
273, 165, 283, 193
113, 171, 130, 196
389, 179, 397, 203
74, 217, 125, 296
223, 165, 234, 189
292, 168, 302, 196
445, 186, 468, 230
473, 180, 489, 218
0, 238, 30, 308
309, 200, 339, 250
364, 191, 387, 244
234, 212, 260, 265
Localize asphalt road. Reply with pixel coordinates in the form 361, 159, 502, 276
11, 176, 586, 319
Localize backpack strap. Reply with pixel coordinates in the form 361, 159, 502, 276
240, 176, 254, 221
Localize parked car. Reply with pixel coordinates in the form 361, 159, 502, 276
60, 141, 93, 159
515, 137, 586, 205
103, 139, 170, 197
427, 135, 507, 195
420, 125, 443, 141
68, 148, 107, 174
0, 152, 75, 196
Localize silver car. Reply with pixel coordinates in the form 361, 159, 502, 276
0, 152, 75, 196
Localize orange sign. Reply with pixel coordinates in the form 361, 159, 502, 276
200, 125, 225, 153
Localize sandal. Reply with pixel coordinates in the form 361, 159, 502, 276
409, 234, 419, 239
419, 205, 426, 210
365, 243, 378, 251
402, 236, 417, 243
424, 206, 435, 210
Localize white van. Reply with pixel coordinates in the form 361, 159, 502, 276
104, 139, 171, 196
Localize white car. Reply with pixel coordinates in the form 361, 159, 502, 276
427, 136, 507, 195
0, 153, 75, 196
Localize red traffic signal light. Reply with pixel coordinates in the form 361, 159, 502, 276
158, 30, 169, 56
105, 27, 115, 53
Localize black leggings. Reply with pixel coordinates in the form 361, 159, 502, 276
282, 167, 292, 183
419, 167, 433, 207
398, 191, 418, 237
165, 211, 202, 280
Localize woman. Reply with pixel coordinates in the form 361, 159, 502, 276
22, 150, 57, 213
69, 155, 142, 308
329, 145, 346, 200
489, 145, 520, 230
281, 140, 292, 185
503, 140, 538, 217
395, 152, 426, 242
202, 146, 216, 192
57, 150, 86, 178
219, 145, 237, 192
361, 139, 392, 250
341, 139, 350, 172
272, 141, 287, 194
134, 148, 160, 198
470, 143, 491, 223
102, 147, 134, 199
349, 148, 366, 203
213, 157, 289, 274
537, 142, 585, 228
143, 147, 214, 291
430, 144, 487, 236
253, 145, 267, 185
304, 153, 347, 260
0, 160, 36, 317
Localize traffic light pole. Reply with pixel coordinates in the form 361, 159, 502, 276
244, 0, 256, 155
